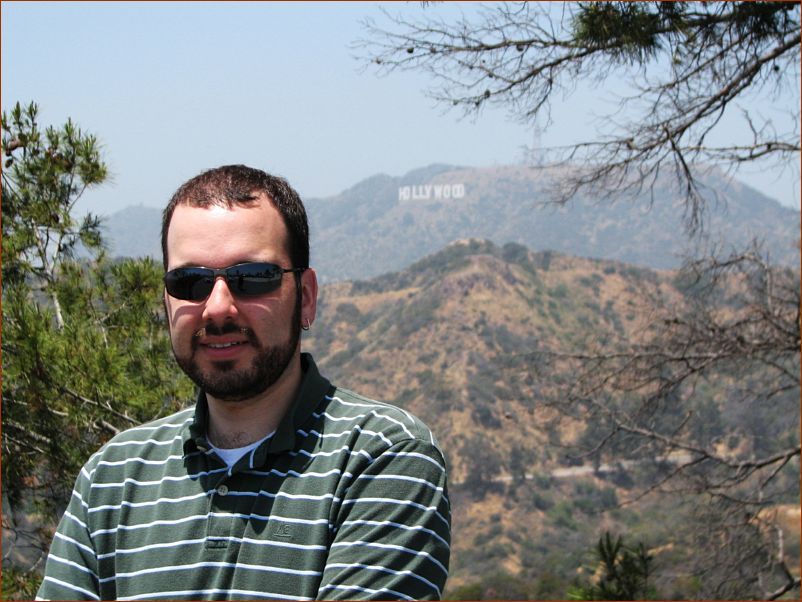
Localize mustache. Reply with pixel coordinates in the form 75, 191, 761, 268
193, 323, 259, 346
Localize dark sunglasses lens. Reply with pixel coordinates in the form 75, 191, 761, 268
164, 269, 214, 301
227, 263, 284, 295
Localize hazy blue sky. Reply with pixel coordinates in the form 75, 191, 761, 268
3, 1, 799, 216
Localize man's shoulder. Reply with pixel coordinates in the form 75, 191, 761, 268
87, 405, 196, 464
321, 387, 442, 450
109, 405, 196, 442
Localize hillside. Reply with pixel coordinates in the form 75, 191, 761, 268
306, 164, 800, 282
307, 240, 657, 480
303, 239, 800, 598
98, 164, 800, 278
100, 204, 163, 259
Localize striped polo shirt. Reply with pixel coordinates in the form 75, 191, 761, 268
36, 354, 450, 600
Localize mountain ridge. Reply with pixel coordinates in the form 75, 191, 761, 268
98, 163, 800, 278
302, 236, 799, 597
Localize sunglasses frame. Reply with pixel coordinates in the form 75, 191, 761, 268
164, 261, 306, 301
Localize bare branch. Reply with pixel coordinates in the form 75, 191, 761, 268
60, 386, 138, 425
358, 2, 800, 231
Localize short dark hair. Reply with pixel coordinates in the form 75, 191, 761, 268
161, 165, 309, 270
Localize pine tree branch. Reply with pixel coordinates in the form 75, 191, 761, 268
60, 386, 138, 425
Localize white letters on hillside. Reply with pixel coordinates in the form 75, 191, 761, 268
398, 183, 466, 202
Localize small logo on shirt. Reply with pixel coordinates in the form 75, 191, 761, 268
273, 523, 293, 539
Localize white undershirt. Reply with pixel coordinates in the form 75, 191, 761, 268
208, 430, 275, 468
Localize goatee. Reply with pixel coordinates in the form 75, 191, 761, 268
174, 316, 301, 402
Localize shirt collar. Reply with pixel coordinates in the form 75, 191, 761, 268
183, 353, 332, 460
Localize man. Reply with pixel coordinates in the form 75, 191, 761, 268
36, 165, 450, 601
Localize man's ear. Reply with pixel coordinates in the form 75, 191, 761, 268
300, 268, 318, 328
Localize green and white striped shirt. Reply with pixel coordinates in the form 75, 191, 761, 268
37, 354, 450, 600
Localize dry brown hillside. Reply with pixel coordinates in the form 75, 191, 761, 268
303, 239, 800, 599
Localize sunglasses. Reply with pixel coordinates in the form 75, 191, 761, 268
164, 262, 306, 301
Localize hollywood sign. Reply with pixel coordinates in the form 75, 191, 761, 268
398, 183, 466, 202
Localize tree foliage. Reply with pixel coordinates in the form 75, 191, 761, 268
359, 1, 800, 229
360, 3, 800, 598
529, 243, 800, 599
569, 532, 656, 600
2, 101, 107, 328
1, 103, 193, 595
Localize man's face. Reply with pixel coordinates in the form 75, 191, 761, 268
164, 197, 315, 402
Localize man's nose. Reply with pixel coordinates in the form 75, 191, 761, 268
201, 277, 239, 323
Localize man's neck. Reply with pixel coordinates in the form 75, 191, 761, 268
205, 356, 302, 449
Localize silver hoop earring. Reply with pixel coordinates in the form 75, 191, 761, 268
302, 318, 311, 331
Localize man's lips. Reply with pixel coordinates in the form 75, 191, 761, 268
202, 340, 248, 350
192, 326, 256, 355
198, 341, 248, 349
195, 337, 250, 360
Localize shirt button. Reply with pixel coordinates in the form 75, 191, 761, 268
216, 485, 229, 496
